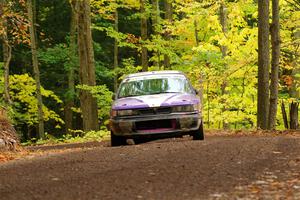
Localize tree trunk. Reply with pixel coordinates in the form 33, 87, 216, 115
219, 2, 229, 129
281, 101, 289, 129
289, 101, 299, 129
219, 2, 228, 57
257, 0, 270, 130
152, 0, 160, 68
65, 0, 78, 133
207, 80, 210, 128
194, 20, 199, 46
33, 0, 38, 42
152, 0, 160, 33
268, 0, 280, 130
77, 0, 99, 131
2, 35, 12, 105
1, 1, 12, 105
199, 75, 204, 113
140, 0, 148, 72
114, 8, 119, 93
27, 0, 44, 139
164, 0, 172, 70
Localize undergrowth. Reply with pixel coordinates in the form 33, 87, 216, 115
22, 130, 110, 146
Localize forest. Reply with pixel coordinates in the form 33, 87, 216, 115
0, 0, 299, 143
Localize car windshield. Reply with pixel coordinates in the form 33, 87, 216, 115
118, 76, 193, 98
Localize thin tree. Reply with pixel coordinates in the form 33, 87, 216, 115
151, 0, 161, 69
219, 1, 229, 129
1, 0, 12, 105
257, 0, 270, 129
2, 22, 12, 105
27, 0, 44, 138
114, 6, 119, 92
77, 0, 99, 131
268, 0, 280, 130
65, 0, 78, 133
164, 0, 172, 69
140, 0, 148, 72
219, 2, 228, 58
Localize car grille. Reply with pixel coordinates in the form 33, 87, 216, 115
138, 107, 172, 115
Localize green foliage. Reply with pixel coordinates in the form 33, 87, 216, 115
166, 1, 260, 128
39, 44, 70, 66
7, 74, 64, 127
93, 26, 138, 49
38, 43, 78, 99
76, 84, 113, 124
117, 58, 141, 80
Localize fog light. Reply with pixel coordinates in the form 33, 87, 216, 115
180, 118, 193, 129
173, 105, 194, 112
118, 121, 133, 133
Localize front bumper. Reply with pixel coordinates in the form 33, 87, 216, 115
109, 112, 201, 137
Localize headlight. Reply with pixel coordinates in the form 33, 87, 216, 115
172, 105, 194, 112
117, 109, 139, 116
117, 110, 133, 116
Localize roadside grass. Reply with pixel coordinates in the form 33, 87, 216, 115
21, 130, 110, 146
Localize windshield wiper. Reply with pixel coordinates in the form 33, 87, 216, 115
119, 91, 181, 98
150, 91, 181, 95
118, 95, 138, 98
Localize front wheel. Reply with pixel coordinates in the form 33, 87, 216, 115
192, 121, 204, 140
111, 132, 127, 147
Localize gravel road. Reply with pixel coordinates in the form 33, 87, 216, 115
1, 135, 300, 200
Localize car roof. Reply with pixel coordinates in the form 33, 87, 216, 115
124, 70, 185, 79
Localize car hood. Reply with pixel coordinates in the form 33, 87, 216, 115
112, 93, 199, 110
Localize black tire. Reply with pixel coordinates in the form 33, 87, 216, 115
192, 121, 204, 140
111, 132, 127, 147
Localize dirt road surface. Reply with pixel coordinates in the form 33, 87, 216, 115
1, 135, 300, 200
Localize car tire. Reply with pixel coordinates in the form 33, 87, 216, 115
192, 121, 204, 140
111, 132, 127, 147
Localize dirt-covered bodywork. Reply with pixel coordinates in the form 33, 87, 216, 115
109, 71, 204, 146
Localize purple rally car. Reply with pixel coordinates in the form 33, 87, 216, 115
109, 70, 204, 146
